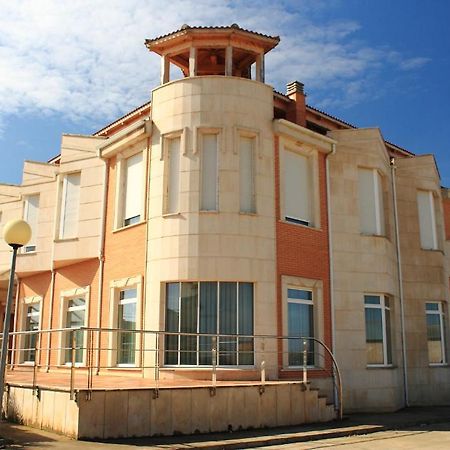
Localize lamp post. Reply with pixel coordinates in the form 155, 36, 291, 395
0, 219, 31, 416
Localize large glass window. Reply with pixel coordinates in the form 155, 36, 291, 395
23, 303, 40, 362
364, 295, 392, 366
123, 153, 143, 226
358, 168, 385, 236
23, 194, 39, 253
287, 289, 314, 366
417, 190, 438, 250
65, 297, 86, 364
117, 289, 137, 365
426, 302, 446, 365
59, 173, 81, 239
165, 281, 254, 366
200, 134, 218, 211
283, 149, 312, 226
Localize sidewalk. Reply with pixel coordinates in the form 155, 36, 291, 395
1, 406, 450, 449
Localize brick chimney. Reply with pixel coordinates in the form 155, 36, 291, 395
286, 81, 306, 127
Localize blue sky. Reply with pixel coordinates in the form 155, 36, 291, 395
1, 0, 449, 184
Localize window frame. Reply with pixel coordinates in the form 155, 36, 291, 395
57, 172, 81, 240
114, 148, 147, 231
417, 190, 439, 250
163, 281, 255, 368
19, 296, 42, 364
358, 167, 386, 236
425, 302, 447, 366
22, 193, 40, 253
279, 139, 320, 229
58, 286, 90, 366
108, 276, 142, 368
364, 294, 393, 367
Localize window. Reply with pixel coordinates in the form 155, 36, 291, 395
64, 297, 86, 364
417, 190, 438, 250
426, 302, 446, 365
59, 173, 81, 239
239, 136, 255, 213
200, 134, 218, 211
23, 194, 39, 252
123, 153, 143, 226
117, 288, 137, 365
287, 289, 314, 366
364, 295, 392, 366
165, 137, 181, 214
23, 302, 40, 363
358, 168, 385, 236
283, 149, 312, 226
165, 282, 254, 366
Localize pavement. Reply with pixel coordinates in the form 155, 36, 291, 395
0, 406, 449, 449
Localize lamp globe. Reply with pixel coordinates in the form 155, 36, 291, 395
3, 219, 32, 248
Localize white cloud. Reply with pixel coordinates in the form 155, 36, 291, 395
0, 0, 430, 130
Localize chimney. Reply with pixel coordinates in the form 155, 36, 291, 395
286, 80, 306, 127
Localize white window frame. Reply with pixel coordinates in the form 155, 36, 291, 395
162, 131, 183, 215
19, 296, 42, 364
22, 194, 39, 253
279, 139, 320, 228
364, 294, 392, 367
57, 172, 81, 240
237, 130, 257, 214
197, 127, 222, 212
58, 286, 90, 366
426, 302, 447, 366
108, 276, 142, 368
417, 190, 438, 250
164, 281, 255, 368
358, 168, 385, 236
114, 148, 147, 230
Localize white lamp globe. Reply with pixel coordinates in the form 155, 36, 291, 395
3, 219, 32, 247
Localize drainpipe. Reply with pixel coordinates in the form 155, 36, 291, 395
96, 157, 109, 375
325, 143, 336, 352
390, 157, 409, 407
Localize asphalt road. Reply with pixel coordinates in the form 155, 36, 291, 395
252, 422, 450, 449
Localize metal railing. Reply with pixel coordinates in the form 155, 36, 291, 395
1, 327, 343, 419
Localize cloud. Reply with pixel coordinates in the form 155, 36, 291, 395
0, 0, 430, 129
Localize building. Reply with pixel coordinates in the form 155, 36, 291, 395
0, 24, 449, 437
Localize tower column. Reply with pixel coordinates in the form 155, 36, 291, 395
225, 46, 233, 76
161, 54, 170, 84
255, 52, 265, 82
189, 47, 197, 77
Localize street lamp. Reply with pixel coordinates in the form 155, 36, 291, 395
0, 219, 31, 416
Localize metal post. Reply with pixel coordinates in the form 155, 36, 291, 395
155, 332, 160, 394
302, 339, 308, 384
211, 336, 217, 389
32, 330, 40, 391
0, 245, 19, 416
69, 330, 76, 400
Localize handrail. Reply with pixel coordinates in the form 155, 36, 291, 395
1, 327, 343, 419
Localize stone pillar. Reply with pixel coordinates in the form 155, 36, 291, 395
161, 54, 170, 84
225, 46, 233, 76
189, 47, 197, 77
255, 52, 265, 82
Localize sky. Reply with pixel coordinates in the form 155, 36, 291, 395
0, 0, 449, 184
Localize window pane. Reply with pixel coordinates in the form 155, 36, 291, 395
239, 137, 255, 213
288, 289, 312, 301
365, 307, 384, 365
200, 134, 218, 211
180, 282, 198, 365
199, 282, 217, 365
427, 313, 444, 364
426, 303, 439, 311
24, 303, 40, 362
364, 295, 381, 305
358, 168, 377, 235
376, 172, 385, 235
60, 173, 81, 239
238, 283, 254, 365
24, 195, 39, 251
117, 296, 137, 365
284, 150, 311, 224
417, 191, 437, 249
124, 153, 143, 225
165, 283, 180, 364
288, 302, 314, 366
167, 137, 180, 214
219, 282, 237, 365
